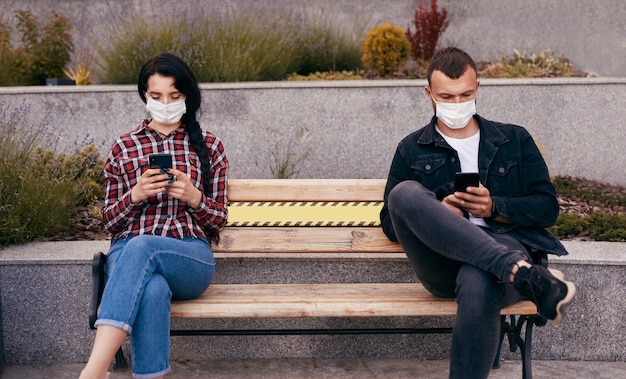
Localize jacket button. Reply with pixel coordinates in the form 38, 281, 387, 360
425, 164, 432, 171
451, 157, 456, 163
499, 167, 505, 173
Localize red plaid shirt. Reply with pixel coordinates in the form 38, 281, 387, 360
102, 120, 228, 242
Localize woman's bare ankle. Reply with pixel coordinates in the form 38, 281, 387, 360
79, 367, 108, 379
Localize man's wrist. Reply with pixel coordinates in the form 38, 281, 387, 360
486, 200, 498, 220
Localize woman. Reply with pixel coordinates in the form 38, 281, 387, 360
80, 53, 228, 379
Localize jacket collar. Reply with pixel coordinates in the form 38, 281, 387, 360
417, 114, 510, 148
417, 115, 510, 183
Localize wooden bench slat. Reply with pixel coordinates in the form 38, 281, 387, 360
170, 283, 537, 318
228, 179, 387, 202
216, 227, 403, 253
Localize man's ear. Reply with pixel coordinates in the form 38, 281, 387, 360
424, 85, 432, 97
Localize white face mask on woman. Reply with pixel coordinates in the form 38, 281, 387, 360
146, 98, 187, 125
433, 97, 476, 129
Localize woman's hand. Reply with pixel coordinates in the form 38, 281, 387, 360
131, 168, 171, 204
130, 168, 202, 208
163, 168, 203, 209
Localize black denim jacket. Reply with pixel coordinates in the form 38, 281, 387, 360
380, 114, 568, 256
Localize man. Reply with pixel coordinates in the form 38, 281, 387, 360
379, 47, 576, 379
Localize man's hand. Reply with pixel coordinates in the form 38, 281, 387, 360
131, 168, 171, 204
447, 183, 493, 218
441, 195, 466, 217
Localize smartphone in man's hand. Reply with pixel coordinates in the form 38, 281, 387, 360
454, 172, 479, 192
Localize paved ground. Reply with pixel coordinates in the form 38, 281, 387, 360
2, 358, 625, 378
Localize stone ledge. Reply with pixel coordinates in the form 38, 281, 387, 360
0, 241, 109, 264
557, 241, 625, 265
0, 241, 623, 364
0, 240, 622, 264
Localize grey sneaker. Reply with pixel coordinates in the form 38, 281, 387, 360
513, 265, 576, 326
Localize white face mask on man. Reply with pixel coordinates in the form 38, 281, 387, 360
433, 97, 476, 129
146, 98, 187, 125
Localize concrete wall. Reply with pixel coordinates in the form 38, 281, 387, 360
0, 282, 4, 373
0, 241, 624, 364
2, 78, 626, 186
6, 0, 626, 77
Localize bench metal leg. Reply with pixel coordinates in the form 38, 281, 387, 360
493, 315, 536, 379
520, 316, 534, 379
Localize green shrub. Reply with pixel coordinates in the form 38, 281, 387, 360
0, 15, 19, 85
291, 10, 364, 75
587, 213, 626, 242
548, 214, 588, 240
193, 12, 297, 82
361, 23, 411, 76
478, 49, 577, 78
549, 176, 626, 242
92, 7, 296, 83
549, 213, 626, 242
0, 103, 103, 246
91, 14, 190, 84
90, 5, 363, 84
31, 144, 104, 205
0, 10, 74, 86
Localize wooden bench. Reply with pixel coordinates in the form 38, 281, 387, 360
90, 179, 546, 379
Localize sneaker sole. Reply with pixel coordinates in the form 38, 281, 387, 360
548, 269, 576, 326
549, 269, 565, 281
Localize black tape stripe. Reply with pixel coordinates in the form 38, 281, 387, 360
231, 201, 383, 207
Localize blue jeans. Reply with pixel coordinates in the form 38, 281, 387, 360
387, 181, 531, 379
95, 235, 216, 378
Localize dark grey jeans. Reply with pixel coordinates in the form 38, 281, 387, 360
387, 180, 532, 379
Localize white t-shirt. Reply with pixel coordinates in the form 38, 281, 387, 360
436, 127, 488, 227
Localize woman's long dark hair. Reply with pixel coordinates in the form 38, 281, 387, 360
137, 53, 211, 194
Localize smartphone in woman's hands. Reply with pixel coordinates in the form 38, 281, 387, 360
149, 154, 172, 169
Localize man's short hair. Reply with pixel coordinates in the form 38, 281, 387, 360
427, 47, 477, 85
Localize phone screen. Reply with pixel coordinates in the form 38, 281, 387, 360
454, 172, 479, 192
149, 154, 172, 169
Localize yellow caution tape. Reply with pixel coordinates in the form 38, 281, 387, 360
226, 201, 383, 227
